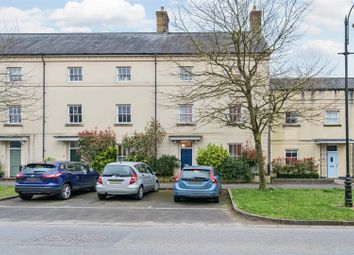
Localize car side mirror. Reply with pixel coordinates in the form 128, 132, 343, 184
152, 171, 157, 175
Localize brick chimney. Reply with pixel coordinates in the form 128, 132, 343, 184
156, 6, 169, 33
250, 6, 262, 34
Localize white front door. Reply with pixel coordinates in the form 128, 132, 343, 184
327, 151, 338, 178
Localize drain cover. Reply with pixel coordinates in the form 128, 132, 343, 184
45, 233, 110, 242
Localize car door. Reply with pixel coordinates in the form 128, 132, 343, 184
145, 164, 156, 190
135, 164, 151, 190
79, 164, 94, 188
65, 162, 82, 190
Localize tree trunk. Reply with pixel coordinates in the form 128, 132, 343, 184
254, 132, 267, 190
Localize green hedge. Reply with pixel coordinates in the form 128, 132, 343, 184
153, 155, 179, 176
272, 157, 319, 178
218, 157, 252, 182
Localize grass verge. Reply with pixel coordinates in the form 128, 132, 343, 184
231, 188, 354, 221
0, 186, 17, 199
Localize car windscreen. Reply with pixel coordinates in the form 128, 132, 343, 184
181, 169, 210, 180
102, 165, 133, 177
22, 164, 55, 174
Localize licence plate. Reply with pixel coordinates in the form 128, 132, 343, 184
26, 178, 40, 182
108, 180, 123, 185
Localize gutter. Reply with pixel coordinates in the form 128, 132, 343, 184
154, 55, 158, 160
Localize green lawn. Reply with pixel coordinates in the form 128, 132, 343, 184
0, 186, 17, 199
231, 188, 354, 221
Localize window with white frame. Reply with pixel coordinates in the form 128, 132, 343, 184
68, 67, 83, 82
179, 66, 193, 81
179, 104, 193, 124
117, 144, 129, 159
117, 104, 131, 123
7, 67, 22, 82
229, 105, 242, 123
229, 144, 242, 158
8, 105, 21, 124
325, 111, 339, 125
285, 149, 298, 162
285, 112, 298, 124
68, 105, 82, 124
117, 67, 131, 81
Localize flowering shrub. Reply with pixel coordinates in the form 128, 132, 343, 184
78, 129, 117, 170
240, 145, 257, 166
272, 157, 319, 178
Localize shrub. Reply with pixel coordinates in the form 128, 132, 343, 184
91, 146, 117, 173
78, 128, 116, 166
272, 157, 319, 178
218, 157, 252, 182
153, 155, 179, 176
123, 119, 166, 165
196, 144, 229, 168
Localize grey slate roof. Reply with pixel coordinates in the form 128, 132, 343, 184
270, 77, 354, 91
0, 32, 266, 55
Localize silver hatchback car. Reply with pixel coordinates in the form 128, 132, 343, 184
96, 162, 159, 200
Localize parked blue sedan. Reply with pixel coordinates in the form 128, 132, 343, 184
15, 162, 99, 200
173, 166, 222, 203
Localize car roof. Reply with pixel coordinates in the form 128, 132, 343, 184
106, 161, 145, 166
26, 161, 73, 166
182, 165, 213, 170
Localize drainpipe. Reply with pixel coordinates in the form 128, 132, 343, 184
154, 55, 158, 161
41, 54, 46, 160
267, 126, 271, 175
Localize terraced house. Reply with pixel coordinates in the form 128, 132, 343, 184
0, 7, 270, 177
271, 78, 354, 179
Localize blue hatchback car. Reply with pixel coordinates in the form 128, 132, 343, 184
173, 166, 222, 203
15, 162, 99, 200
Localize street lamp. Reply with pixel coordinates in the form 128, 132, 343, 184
341, 4, 354, 207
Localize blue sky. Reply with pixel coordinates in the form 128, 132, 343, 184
0, 0, 353, 77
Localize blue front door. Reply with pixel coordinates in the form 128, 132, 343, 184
181, 148, 192, 167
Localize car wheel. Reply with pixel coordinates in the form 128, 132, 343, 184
97, 193, 106, 200
134, 186, 144, 200
19, 193, 33, 200
58, 183, 71, 200
153, 181, 159, 192
174, 196, 181, 202
212, 196, 220, 203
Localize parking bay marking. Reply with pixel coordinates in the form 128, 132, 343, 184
0, 205, 228, 211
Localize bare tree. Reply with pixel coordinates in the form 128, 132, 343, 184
171, 0, 327, 190
0, 34, 40, 123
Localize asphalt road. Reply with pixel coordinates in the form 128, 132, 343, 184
1, 222, 354, 255
1, 189, 353, 254
0, 190, 257, 225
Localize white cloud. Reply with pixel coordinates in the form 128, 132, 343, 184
301, 39, 342, 57
0, 0, 153, 33
0, 7, 54, 33
304, 0, 351, 35
50, 0, 150, 31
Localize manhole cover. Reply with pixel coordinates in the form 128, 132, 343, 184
45, 233, 110, 242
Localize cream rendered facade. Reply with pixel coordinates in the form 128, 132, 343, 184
271, 84, 354, 178
0, 54, 269, 177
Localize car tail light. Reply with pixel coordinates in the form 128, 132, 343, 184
42, 172, 62, 179
16, 173, 24, 180
210, 171, 218, 184
97, 176, 103, 184
130, 170, 138, 185
175, 171, 182, 182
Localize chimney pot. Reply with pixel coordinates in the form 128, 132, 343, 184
156, 6, 169, 33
